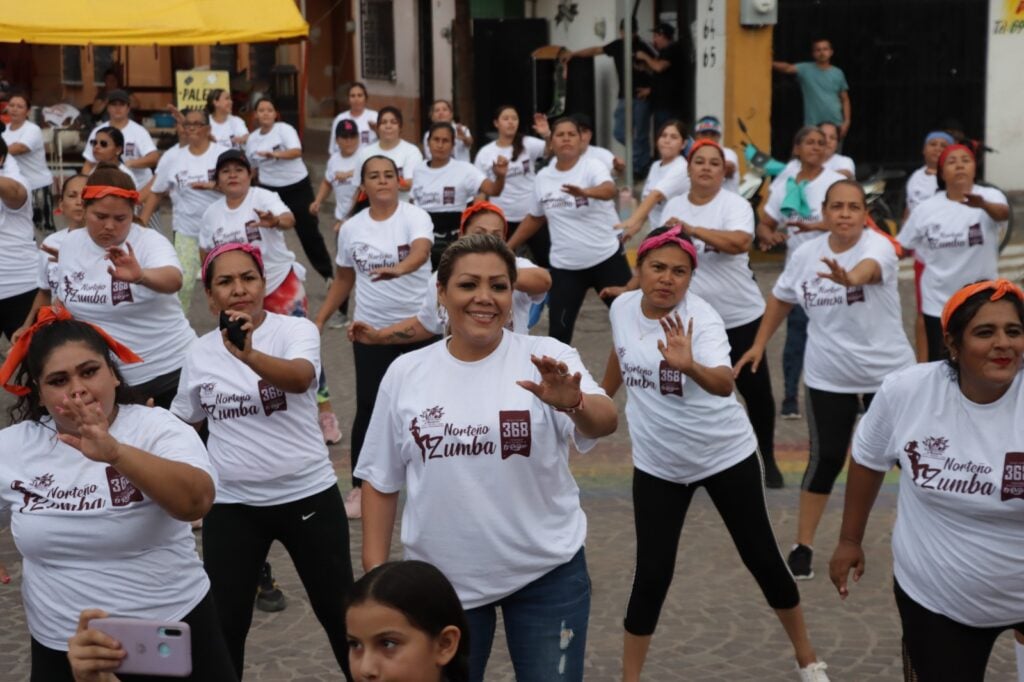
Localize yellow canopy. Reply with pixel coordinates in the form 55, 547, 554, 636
1, 0, 309, 45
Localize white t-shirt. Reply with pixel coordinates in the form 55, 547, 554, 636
904, 166, 938, 215
150, 144, 222, 238
245, 122, 309, 187
610, 291, 757, 483
410, 159, 485, 213
336, 202, 434, 329
772, 229, 914, 393
644, 155, 689, 228
199, 187, 300, 294
53, 225, 197, 385
172, 314, 337, 506
897, 185, 1007, 317
416, 256, 545, 335
422, 124, 473, 163
210, 115, 249, 149
0, 405, 212, 650
780, 154, 854, 183
474, 137, 547, 222
582, 145, 616, 173
325, 151, 360, 221
37, 227, 75, 292
354, 140, 424, 194
764, 167, 845, 261
0, 162, 38, 300
329, 109, 379, 152
84, 120, 156, 189
661, 190, 765, 328
853, 363, 1024, 628
3, 121, 53, 190
529, 157, 621, 270
354, 331, 603, 609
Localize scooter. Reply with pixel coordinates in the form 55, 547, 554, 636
736, 118, 787, 211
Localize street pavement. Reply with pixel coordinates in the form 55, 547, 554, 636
1, 195, 1022, 681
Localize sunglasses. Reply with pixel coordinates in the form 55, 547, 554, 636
91, 139, 112, 148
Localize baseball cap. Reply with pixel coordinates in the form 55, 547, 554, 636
107, 90, 131, 105
694, 116, 722, 136
215, 148, 251, 174
335, 119, 359, 138
653, 23, 675, 39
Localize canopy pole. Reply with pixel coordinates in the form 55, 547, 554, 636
623, 0, 633, 191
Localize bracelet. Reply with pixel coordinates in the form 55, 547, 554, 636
555, 391, 584, 415
133, 271, 146, 286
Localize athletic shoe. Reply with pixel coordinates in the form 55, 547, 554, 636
319, 412, 343, 445
763, 460, 785, 489
781, 397, 801, 420
327, 311, 349, 329
255, 562, 287, 613
797, 660, 830, 681
344, 487, 362, 519
788, 544, 814, 580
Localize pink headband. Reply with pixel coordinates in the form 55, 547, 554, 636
636, 225, 698, 268
201, 242, 265, 283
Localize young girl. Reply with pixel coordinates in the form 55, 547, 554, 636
347, 561, 469, 682
311, 119, 362, 234
616, 119, 691, 240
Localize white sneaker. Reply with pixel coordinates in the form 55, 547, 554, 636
798, 661, 830, 682
344, 487, 362, 519
328, 311, 349, 329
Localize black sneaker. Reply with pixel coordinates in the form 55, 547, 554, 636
763, 460, 785, 489
781, 397, 801, 420
788, 544, 814, 580
256, 562, 287, 613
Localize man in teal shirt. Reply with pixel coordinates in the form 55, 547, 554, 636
773, 38, 851, 139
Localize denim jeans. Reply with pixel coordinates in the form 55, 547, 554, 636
464, 548, 591, 682
782, 305, 809, 401
613, 97, 652, 174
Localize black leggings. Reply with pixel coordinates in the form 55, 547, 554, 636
507, 220, 551, 270
351, 337, 437, 487
923, 314, 947, 362
624, 456, 799, 636
30, 592, 237, 682
130, 368, 182, 410
803, 387, 875, 494
548, 250, 632, 344
263, 178, 334, 282
202, 484, 353, 680
895, 579, 1024, 682
0, 288, 37, 340
726, 317, 777, 466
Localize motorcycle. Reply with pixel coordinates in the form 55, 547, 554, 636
736, 118, 787, 212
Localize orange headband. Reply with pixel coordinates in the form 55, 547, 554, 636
82, 185, 140, 204
0, 306, 143, 396
459, 200, 508, 238
940, 279, 1024, 332
686, 138, 725, 163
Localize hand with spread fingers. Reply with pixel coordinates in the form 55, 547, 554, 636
516, 355, 583, 411
818, 256, 855, 287
657, 312, 695, 374
105, 242, 142, 283
54, 395, 121, 465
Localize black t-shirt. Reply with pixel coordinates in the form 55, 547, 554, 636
603, 37, 657, 99
651, 41, 688, 109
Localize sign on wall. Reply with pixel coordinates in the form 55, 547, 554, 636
175, 70, 230, 109
694, 0, 726, 122
993, 0, 1024, 33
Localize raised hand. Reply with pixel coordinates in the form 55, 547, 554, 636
54, 395, 121, 464
516, 355, 583, 411
492, 155, 510, 178
561, 184, 587, 198
254, 209, 279, 227
532, 113, 551, 139
962, 193, 986, 208
220, 310, 256, 362
657, 313, 694, 374
818, 256, 854, 287
105, 242, 143, 283
40, 243, 60, 262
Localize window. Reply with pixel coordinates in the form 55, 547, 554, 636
92, 47, 117, 86
61, 46, 82, 85
249, 44, 277, 83
360, 0, 396, 81
210, 45, 238, 72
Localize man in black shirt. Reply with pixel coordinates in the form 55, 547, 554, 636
636, 23, 688, 135
565, 18, 656, 176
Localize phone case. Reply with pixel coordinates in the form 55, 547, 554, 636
219, 311, 248, 350
88, 618, 192, 677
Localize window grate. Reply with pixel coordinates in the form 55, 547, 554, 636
360, 0, 396, 81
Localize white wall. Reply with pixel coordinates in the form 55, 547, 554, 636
534, 0, 656, 149
985, 0, 1024, 191
431, 0, 455, 103
352, 0, 420, 100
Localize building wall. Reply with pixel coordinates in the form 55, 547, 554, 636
431, 0, 456, 104
722, 0, 772, 170
985, 0, 1024, 191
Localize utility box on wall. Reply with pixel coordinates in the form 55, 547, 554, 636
740, 0, 778, 26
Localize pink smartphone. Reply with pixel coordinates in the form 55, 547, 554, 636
88, 617, 192, 677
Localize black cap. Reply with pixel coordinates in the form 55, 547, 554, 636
107, 89, 131, 105
653, 23, 675, 39
335, 119, 359, 138
215, 149, 251, 174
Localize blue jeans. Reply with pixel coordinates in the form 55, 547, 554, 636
782, 306, 808, 401
613, 97, 651, 174
465, 548, 591, 682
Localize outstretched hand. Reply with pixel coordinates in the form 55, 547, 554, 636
818, 257, 855, 287
657, 313, 694, 374
54, 395, 121, 464
516, 355, 583, 411
105, 242, 143, 283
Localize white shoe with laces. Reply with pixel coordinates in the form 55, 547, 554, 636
798, 661, 830, 682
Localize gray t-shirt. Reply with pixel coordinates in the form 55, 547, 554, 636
795, 62, 848, 126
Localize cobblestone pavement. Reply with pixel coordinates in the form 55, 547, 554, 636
1, 202, 1021, 681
